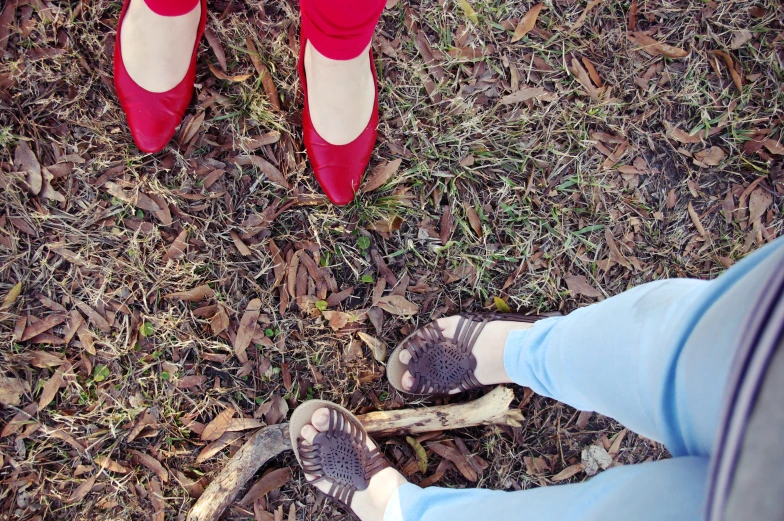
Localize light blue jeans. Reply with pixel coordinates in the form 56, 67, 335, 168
384, 236, 784, 521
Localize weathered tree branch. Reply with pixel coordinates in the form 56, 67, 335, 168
186, 387, 522, 521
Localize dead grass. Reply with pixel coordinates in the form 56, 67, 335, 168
1, 0, 782, 519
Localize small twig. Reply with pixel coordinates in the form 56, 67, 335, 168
186, 387, 523, 521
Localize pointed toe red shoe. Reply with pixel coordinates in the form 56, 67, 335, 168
113, 0, 206, 154
298, 33, 379, 206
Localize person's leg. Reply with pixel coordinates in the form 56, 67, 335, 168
385, 237, 784, 521
300, 0, 385, 145
119, 0, 202, 93
504, 236, 784, 457
385, 457, 709, 521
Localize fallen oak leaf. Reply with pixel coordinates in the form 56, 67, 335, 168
21, 314, 65, 341
0, 376, 30, 406
570, 0, 605, 32
455, 0, 478, 24
711, 50, 743, 93
730, 29, 752, 50
234, 298, 261, 363
104, 182, 162, 212
688, 201, 708, 239
693, 146, 725, 167
204, 27, 227, 72
129, 449, 169, 483
627, 32, 689, 58
38, 362, 70, 410
376, 295, 419, 316
357, 331, 387, 362
95, 455, 130, 474
14, 141, 41, 195
1, 281, 22, 311
552, 463, 585, 482
564, 274, 602, 298
511, 3, 543, 42
247, 36, 281, 112
208, 63, 253, 82
464, 203, 482, 237
67, 474, 96, 503
201, 408, 236, 441
239, 468, 293, 507
361, 158, 402, 193
665, 121, 702, 144
499, 86, 548, 105
73, 299, 111, 333
163, 229, 188, 262
164, 285, 214, 302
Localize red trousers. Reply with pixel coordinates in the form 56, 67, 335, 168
144, 0, 386, 60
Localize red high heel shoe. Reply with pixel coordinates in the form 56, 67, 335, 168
298, 32, 379, 206
113, 0, 206, 153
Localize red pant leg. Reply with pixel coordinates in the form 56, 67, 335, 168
143, 0, 200, 16
300, 0, 386, 60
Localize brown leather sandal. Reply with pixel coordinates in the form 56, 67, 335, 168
290, 400, 391, 511
387, 312, 548, 395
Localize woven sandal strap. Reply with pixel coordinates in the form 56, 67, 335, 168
298, 405, 391, 511
405, 312, 546, 394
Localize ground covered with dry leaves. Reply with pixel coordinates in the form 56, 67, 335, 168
1, 0, 783, 519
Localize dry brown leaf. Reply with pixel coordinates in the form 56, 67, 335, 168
730, 29, 753, 50
604, 228, 632, 270
376, 295, 419, 316
173, 470, 204, 497
569, 57, 602, 102
427, 442, 477, 482
38, 363, 69, 409
240, 468, 293, 506
15, 141, 41, 195
357, 331, 387, 362
208, 63, 253, 82
210, 304, 230, 335
104, 182, 162, 212
511, 3, 543, 42
464, 203, 482, 237
499, 86, 548, 105
0, 403, 37, 438
234, 298, 261, 363
711, 50, 743, 92
665, 122, 702, 144
242, 155, 289, 189
21, 314, 65, 341
748, 187, 772, 223
163, 229, 188, 262
149, 478, 166, 521
68, 474, 96, 503
179, 111, 205, 145
628, 0, 637, 30
201, 407, 235, 441
762, 139, 784, 155
204, 27, 227, 72
41, 167, 65, 202
564, 275, 601, 298
552, 463, 585, 481
129, 449, 169, 483
247, 36, 281, 112
1, 281, 22, 311
0, 376, 30, 406
688, 201, 708, 239
627, 32, 689, 58
570, 0, 605, 32
693, 147, 725, 167
608, 428, 628, 458
362, 158, 402, 193
230, 230, 253, 256
95, 455, 130, 474
164, 285, 214, 302
196, 431, 242, 464
581, 57, 603, 87
176, 375, 207, 389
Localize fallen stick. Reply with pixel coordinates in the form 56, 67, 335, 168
187, 386, 522, 521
